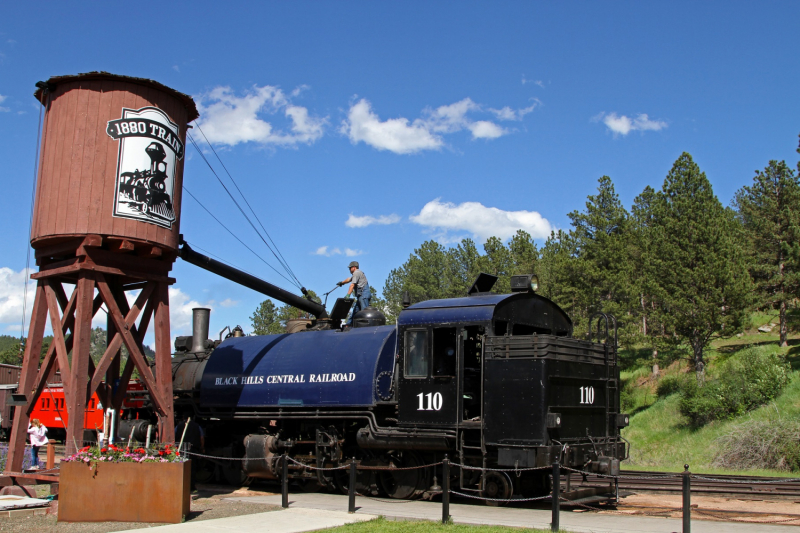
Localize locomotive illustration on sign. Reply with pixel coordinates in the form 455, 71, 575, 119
167, 243, 629, 501
107, 106, 185, 228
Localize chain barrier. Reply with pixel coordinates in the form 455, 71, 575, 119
451, 462, 551, 473
448, 489, 552, 503
286, 456, 349, 472
185, 451, 248, 462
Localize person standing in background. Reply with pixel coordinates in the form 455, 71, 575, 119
27, 419, 48, 470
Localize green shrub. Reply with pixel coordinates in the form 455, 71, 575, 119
678, 346, 790, 427
713, 420, 800, 472
656, 374, 683, 398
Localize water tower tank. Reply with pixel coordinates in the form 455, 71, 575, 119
31, 72, 199, 255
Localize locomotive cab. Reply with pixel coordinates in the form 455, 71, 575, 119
394, 276, 628, 495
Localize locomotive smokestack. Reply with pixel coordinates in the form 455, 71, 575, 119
191, 308, 211, 353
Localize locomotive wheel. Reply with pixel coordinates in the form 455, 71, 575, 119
482, 471, 513, 506
378, 452, 429, 500
222, 462, 249, 486
195, 458, 216, 484
334, 464, 377, 496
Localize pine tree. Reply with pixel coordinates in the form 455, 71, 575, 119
631, 186, 664, 373
538, 229, 579, 320
508, 230, 539, 277
250, 299, 283, 335
734, 160, 800, 347
566, 176, 634, 341
650, 153, 752, 382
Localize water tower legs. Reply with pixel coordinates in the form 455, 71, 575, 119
5, 243, 176, 471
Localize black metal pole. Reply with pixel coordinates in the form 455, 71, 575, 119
282, 453, 289, 508
179, 241, 328, 319
682, 464, 691, 533
551, 461, 560, 533
442, 455, 450, 524
348, 458, 357, 513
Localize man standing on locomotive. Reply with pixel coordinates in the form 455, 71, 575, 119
338, 261, 371, 326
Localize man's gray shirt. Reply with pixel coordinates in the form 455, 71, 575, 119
351, 269, 368, 291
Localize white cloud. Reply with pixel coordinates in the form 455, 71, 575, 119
313, 246, 362, 257
595, 112, 667, 136
0, 94, 9, 113
521, 76, 545, 88
195, 85, 326, 147
410, 199, 553, 242
0, 267, 36, 333
345, 213, 401, 228
340, 99, 442, 154
168, 287, 213, 335
172, 65, 180, 72
340, 97, 522, 154
314, 246, 342, 257
489, 101, 538, 121
468, 121, 505, 139
219, 298, 239, 308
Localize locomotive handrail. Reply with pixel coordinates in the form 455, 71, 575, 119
588, 312, 618, 350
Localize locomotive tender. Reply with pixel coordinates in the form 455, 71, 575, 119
172, 242, 628, 500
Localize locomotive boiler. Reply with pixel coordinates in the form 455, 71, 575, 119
172, 242, 629, 500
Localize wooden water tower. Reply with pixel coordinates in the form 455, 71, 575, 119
6, 72, 198, 469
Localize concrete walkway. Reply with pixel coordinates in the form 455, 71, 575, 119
229, 492, 797, 533
118, 507, 377, 533
120, 491, 797, 533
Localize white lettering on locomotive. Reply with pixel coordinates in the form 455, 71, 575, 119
214, 373, 357, 385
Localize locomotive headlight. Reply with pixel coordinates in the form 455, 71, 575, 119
511, 274, 539, 293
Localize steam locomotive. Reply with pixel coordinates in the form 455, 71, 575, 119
167, 242, 628, 501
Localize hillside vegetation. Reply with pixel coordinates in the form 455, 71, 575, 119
620, 309, 800, 475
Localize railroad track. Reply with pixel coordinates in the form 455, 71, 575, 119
568, 470, 800, 500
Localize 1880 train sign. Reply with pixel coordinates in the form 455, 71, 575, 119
107, 106, 184, 228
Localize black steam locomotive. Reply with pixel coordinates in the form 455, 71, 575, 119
170, 242, 628, 501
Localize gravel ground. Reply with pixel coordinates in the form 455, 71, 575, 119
0, 485, 282, 532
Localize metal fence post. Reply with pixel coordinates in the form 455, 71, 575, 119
442, 455, 450, 524
551, 461, 560, 532
348, 458, 357, 513
682, 464, 691, 533
282, 453, 289, 508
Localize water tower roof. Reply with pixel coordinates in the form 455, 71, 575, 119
34, 71, 199, 122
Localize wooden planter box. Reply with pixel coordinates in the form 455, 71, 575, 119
58, 460, 190, 523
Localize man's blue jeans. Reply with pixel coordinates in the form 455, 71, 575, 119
348, 285, 371, 325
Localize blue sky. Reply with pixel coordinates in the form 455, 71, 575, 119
0, 2, 798, 343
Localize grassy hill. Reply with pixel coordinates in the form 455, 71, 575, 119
619, 309, 800, 476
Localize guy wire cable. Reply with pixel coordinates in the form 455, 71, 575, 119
20, 91, 46, 351
194, 123, 302, 288
188, 129, 302, 289
182, 186, 300, 289
187, 132, 303, 290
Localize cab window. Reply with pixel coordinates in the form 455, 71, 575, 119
433, 327, 457, 377
405, 329, 429, 377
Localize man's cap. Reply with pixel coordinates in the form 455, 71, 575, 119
348, 261, 359, 269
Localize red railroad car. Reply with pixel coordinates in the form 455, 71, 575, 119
1, 366, 151, 443
29, 381, 150, 443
